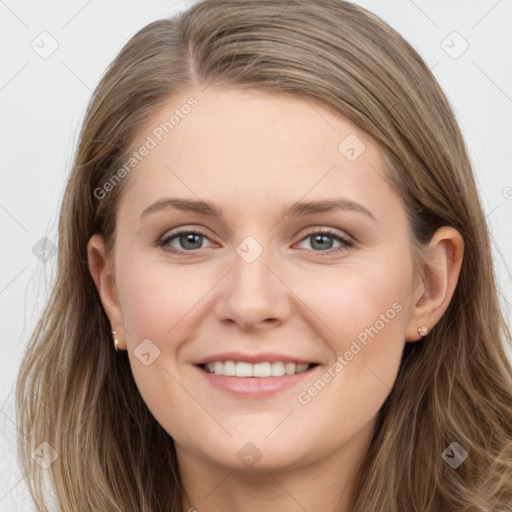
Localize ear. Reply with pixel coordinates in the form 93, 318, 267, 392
405, 226, 464, 342
87, 234, 126, 350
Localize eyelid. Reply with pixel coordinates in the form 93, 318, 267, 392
160, 226, 211, 240
293, 227, 354, 253
298, 226, 353, 243
158, 226, 215, 250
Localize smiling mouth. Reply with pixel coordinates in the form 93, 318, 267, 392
198, 361, 319, 377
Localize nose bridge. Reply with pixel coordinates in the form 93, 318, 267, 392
233, 240, 271, 294
215, 234, 290, 328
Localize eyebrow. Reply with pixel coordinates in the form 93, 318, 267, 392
140, 197, 376, 222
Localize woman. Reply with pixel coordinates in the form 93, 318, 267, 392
16, 0, 512, 510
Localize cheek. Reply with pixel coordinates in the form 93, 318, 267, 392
290, 261, 410, 423
117, 259, 209, 340
290, 258, 410, 350
114, 257, 219, 416
114, 261, 201, 435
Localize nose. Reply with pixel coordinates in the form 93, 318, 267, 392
214, 240, 292, 331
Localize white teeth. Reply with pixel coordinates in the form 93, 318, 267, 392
271, 362, 285, 376
284, 362, 296, 375
253, 362, 271, 377
204, 361, 312, 377
236, 361, 253, 377
223, 360, 236, 376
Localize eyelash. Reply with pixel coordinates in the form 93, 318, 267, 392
157, 227, 354, 256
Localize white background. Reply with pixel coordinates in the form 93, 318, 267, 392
1, 0, 511, 508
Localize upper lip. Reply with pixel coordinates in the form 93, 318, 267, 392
193, 352, 318, 365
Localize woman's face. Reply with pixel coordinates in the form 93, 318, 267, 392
102, 86, 423, 473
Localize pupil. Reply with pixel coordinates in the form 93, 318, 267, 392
181, 233, 202, 250
312, 234, 333, 250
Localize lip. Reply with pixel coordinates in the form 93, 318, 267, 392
192, 351, 317, 365
193, 361, 321, 398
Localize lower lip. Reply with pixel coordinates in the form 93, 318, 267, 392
194, 364, 319, 398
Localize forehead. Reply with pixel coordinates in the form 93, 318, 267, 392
117, 86, 401, 223
135, 86, 371, 167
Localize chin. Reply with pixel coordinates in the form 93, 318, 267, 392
200, 435, 310, 473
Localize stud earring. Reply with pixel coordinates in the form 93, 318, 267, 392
111, 330, 119, 352
417, 326, 428, 337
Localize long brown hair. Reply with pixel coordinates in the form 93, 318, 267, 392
16, 1, 512, 510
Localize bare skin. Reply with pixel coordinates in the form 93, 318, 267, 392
88, 86, 463, 511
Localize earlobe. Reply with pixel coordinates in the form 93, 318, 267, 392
405, 226, 464, 342
87, 234, 126, 350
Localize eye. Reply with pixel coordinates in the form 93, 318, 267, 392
158, 229, 215, 253
157, 227, 353, 255
296, 228, 353, 254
